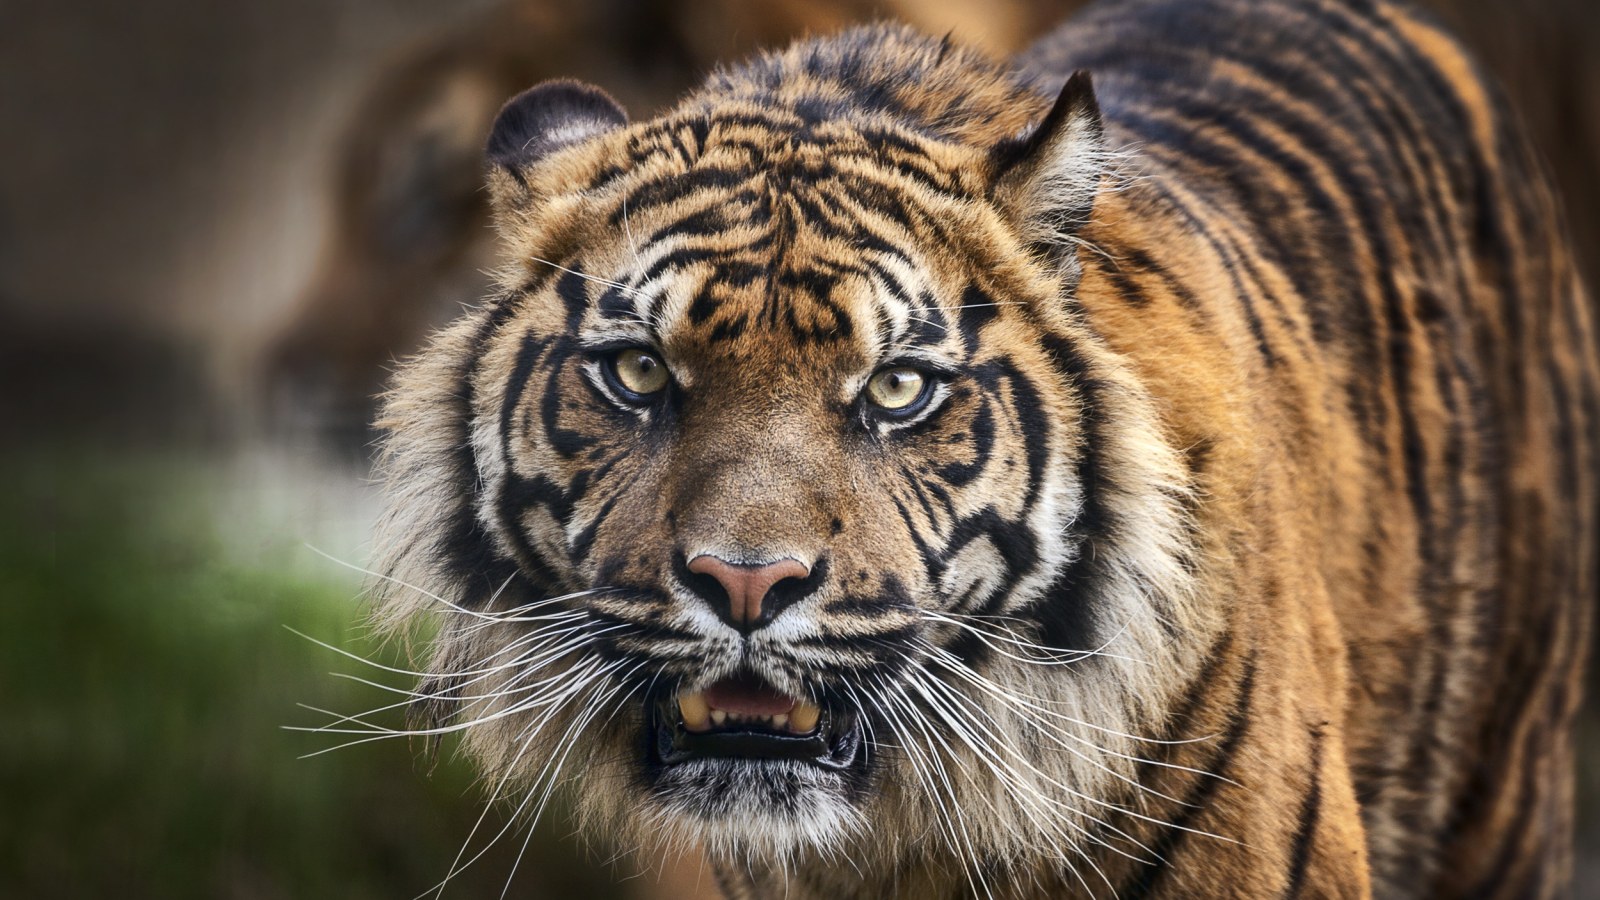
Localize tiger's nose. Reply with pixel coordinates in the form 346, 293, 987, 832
685, 554, 812, 632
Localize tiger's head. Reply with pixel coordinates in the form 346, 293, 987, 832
372, 26, 1205, 874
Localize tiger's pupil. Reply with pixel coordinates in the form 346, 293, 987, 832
614, 349, 669, 395
866, 367, 927, 411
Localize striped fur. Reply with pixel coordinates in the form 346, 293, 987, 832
367, 0, 1598, 896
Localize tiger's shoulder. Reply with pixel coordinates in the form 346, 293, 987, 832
1019, 0, 1597, 895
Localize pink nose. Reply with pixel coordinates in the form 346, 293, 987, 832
686, 555, 811, 630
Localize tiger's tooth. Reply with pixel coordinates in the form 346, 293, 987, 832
710, 709, 727, 726
789, 702, 821, 733
678, 692, 710, 731
771, 713, 789, 730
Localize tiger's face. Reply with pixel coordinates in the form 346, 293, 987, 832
374, 32, 1198, 869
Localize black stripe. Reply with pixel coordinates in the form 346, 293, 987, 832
1157, 629, 1235, 737
1114, 163, 1278, 367
1120, 653, 1257, 900
934, 397, 993, 487
428, 293, 545, 607
953, 283, 999, 356
569, 493, 619, 563
888, 493, 945, 589
638, 246, 724, 286
1032, 330, 1113, 652
1283, 730, 1325, 897
620, 166, 752, 220
1464, 728, 1541, 897
1121, 246, 1201, 310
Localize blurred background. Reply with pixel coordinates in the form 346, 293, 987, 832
2, 1, 1596, 897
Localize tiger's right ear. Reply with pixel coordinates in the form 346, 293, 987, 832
484, 80, 628, 212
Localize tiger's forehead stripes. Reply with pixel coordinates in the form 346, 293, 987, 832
561, 129, 1006, 371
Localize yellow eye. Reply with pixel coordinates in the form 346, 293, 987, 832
611, 348, 669, 396
864, 366, 929, 412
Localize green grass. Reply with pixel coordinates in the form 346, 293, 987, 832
0, 448, 633, 899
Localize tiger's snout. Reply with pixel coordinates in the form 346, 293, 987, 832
681, 554, 816, 632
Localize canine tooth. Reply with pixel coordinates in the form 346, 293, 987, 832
771, 713, 789, 730
678, 692, 709, 731
789, 702, 821, 733
710, 709, 727, 726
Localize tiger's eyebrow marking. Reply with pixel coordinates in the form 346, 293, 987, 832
531, 256, 652, 302
884, 348, 960, 374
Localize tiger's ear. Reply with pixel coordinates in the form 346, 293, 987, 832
990, 72, 1106, 284
484, 80, 628, 213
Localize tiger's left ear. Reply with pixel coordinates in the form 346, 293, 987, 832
484, 80, 629, 219
990, 71, 1106, 283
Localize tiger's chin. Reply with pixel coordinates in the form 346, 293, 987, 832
635, 674, 871, 858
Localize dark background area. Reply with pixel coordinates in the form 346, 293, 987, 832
2, 1, 1596, 897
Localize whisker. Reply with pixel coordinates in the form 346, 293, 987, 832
529, 256, 651, 301
285, 617, 601, 687
501, 660, 652, 898
921, 610, 1147, 668
423, 657, 634, 898
917, 642, 1229, 787
427, 719, 546, 900
306, 543, 617, 629
908, 665, 1239, 849
861, 674, 995, 900
922, 642, 1224, 749
904, 669, 1166, 867
303, 631, 616, 732
291, 654, 617, 756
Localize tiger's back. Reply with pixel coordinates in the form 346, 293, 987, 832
1023, 0, 1597, 894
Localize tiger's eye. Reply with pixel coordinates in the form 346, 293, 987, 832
612, 348, 669, 396
865, 367, 928, 411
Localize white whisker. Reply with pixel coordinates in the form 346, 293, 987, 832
529, 256, 651, 301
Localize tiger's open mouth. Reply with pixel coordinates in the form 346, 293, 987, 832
650, 673, 862, 770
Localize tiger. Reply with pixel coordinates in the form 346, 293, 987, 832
364, 0, 1598, 896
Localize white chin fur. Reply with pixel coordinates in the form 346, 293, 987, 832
643, 758, 862, 861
